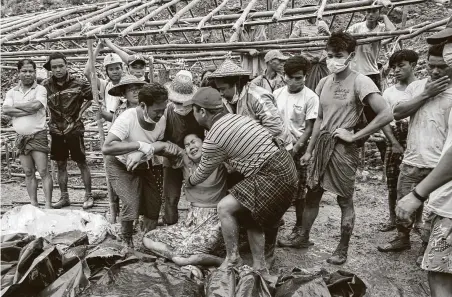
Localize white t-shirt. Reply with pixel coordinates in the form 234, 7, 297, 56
347, 22, 386, 75
3, 82, 47, 135
398, 78, 452, 168
99, 79, 122, 113
383, 82, 417, 123
273, 86, 319, 143
109, 108, 166, 165
427, 110, 452, 219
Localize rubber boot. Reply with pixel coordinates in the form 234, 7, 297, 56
264, 225, 279, 269
121, 220, 134, 248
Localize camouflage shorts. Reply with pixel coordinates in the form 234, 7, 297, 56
421, 213, 452, 274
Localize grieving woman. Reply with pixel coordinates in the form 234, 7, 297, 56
102, 83, 179, 248
143, 133, 227, 267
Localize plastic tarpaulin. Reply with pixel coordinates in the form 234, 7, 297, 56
79, 258, 205, 297
205, 266, 273, 297
1, 205, 113, 244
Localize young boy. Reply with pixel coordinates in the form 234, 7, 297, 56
273, 55, 319, 247
379, 49, 419, 232
298, 31, 393, 264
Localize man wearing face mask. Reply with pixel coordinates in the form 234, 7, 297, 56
378, 41, 452, 254
42, 52, 94, 210
102, 83, 180, 248
211, 59, 292, 150
251, 50, 288, 93
162, 70, 205, 225
297, 31, 393, 265
273, 55, 320, 248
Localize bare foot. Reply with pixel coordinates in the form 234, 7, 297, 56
219, 256, 243, 271
45, 204, 53, 209
31, 201, 39, 207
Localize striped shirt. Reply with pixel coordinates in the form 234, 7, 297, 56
189, 113, 278, 185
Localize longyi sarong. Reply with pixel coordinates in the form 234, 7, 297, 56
230, 149, 297, 228
15, 130, 50, 155
308, 130, 360, 198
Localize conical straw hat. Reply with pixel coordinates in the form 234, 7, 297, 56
208, 59, 251, 79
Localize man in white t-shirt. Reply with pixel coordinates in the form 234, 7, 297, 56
102, 83, 179, 248
2, 59, 53, 208
347, 6, 396, 90
396, 109, 452, 297
379, 42, 452, 253
273, 55, 320, 248
379, 49, 419, 233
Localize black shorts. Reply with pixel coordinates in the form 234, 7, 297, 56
50, 133, 86, 162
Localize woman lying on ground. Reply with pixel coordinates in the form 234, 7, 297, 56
143, 133, 227, 267
101, 83, 180, 248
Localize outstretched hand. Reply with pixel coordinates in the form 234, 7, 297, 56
423, 76, 450, 99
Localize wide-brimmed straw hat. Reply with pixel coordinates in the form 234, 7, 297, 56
208, 59, 251, 79
427, 16, 452, 44
165, 70, 197, 104
108, 74, 146, 96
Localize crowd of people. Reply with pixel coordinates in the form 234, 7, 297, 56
2, 6, 452, 296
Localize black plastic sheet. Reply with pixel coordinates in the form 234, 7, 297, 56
275, 268, 331, 297
1, 236, 62, 297
326, 270, 366, 297
79, 258, 205, 297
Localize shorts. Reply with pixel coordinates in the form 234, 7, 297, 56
421, 213, 452, 274
50, 132, 86, 162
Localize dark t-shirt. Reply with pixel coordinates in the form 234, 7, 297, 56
163, 103, 205, 148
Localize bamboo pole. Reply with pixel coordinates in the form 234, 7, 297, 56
87, 39, 116, 222
162, 0, 203, 33
316, 0, 328, 21
0, 5, 98, 44
149, 56, 154, 83
85, 2, 160, 37
120, 0, 182, 37
197, 0, 230, 29
231, 0, 258, 33
272, 0, 291, 22
18, 3, 122, 43
46, 0, 142, 39
0, 12, 54, 34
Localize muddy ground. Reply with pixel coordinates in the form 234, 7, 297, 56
1, 163, 429, 297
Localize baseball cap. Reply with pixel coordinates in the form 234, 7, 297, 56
184, 87, 224, 109
43, 52, 67, 71
427, 16, 452, 44
127, 54, 146, 66
264, 50, 289, 63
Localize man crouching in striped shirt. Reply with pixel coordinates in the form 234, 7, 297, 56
184, 87, 298, 273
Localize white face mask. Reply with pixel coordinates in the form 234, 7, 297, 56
173, 103, 192, 116
142, 105, 156, 124
326, 54, 352, 74
444, 43, 452, 67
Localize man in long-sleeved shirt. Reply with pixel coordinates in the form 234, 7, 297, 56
42, 52, 94, 210
210, 59, 293, 150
